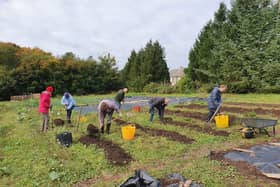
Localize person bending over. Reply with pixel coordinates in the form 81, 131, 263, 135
98, 99, 120, 134
149, 97, 169, 123
61, 92, 76, 124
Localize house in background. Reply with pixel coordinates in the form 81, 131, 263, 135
169, 67, 185, 86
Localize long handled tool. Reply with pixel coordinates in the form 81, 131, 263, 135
75, 104, 88, 131
207, 104, 222, 125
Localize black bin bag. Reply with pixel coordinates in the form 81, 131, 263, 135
119, 170, 161, 187
56, 132, 72, 147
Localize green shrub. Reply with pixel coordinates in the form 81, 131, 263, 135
143, 82, 176, 94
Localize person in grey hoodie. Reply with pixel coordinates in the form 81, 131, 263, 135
98, 99, 120, 134
149, 97, 169, 123
207, 85, 227, 122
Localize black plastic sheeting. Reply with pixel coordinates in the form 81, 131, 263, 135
119, 170, 203, 187
74, 96, 206, 115
224, 144, 280, 174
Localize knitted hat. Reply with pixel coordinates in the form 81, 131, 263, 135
64, 92, 70, 99
46, 86, 54, 93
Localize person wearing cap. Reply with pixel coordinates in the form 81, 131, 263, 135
149, 97, 169, 123
114, 88, 128, 109
38, 86, 53, 132
61, 92, 76, 124
98, 99, 120, 134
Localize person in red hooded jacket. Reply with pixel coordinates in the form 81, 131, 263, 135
38, 86, 54, 132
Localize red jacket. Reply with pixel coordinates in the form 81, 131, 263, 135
38, 91, 51, 114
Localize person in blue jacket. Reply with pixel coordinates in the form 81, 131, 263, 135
149, 97, 169, 123
61, 92, 76, 124
207, 85, 227, 122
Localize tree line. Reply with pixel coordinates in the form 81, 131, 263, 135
121, 40, 170, 92
186, 0, 280, 93
2, 0, 279, 100
0, 40, 171, 100
0, 42, 122, 100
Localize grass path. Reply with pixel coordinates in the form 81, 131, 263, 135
1, 93, 280, 186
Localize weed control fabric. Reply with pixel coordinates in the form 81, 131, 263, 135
224, 144, 280, 176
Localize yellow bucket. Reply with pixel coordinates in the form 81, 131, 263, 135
215, 115, 229, 128
121, 125, 136, 140
79, 116, 88, 123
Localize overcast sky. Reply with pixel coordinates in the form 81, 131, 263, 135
0, 0, 231, 69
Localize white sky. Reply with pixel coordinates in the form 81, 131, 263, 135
0, 0, 231, 69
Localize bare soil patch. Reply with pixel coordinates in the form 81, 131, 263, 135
175, 104, 280, 117
53, 118, 64, 126
165, 109, 238, 125
114, 118, 194, 144
225, 102, 280, 108
167, 120, 230, 137
159, 178, 181, 187
79, 135, 133, 166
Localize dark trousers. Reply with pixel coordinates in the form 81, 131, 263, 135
66, 106, 75, 124
66, 109, 72, 123
149, 106, 164, 122
207, 108, 217, 122
99, 109, 114, 129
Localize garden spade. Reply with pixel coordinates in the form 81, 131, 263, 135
207, 104, 222, 125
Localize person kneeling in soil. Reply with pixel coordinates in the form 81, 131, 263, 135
114, 87, 128, 109
38, 86, 54, 132
98, 99, 121, 134
149, 97, 169, 123
61, 92, 75, 124
206, 85, 227, 122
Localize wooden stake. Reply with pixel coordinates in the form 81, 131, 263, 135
262, 173, 280, 179
233, 148, 254, 154
76, 106, 83, 131
268, 142, 280, 146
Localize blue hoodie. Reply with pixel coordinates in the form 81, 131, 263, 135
208, 87, 221, 109
61, 93, 76, 110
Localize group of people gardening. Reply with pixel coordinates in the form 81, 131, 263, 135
38, 84, 226, 134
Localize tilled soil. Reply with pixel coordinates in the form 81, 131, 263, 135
210, 150, 280, 186
165, 109, 238, 125
225, 102, 280, 108
165, 109, 207, 121
175, 104, 280, 117
114, 118, 194, 144
166, 120, 230, 136
159, 178, 182, 187
86, 124, 99, 137
79, 135, 133, 166
53, 118, 65, 126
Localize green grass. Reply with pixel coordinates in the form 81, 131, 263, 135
0, 93, 280, 187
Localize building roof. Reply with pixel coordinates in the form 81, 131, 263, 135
169, 67, 184, 77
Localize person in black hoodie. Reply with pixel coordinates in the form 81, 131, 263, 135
114, 88, 128, 109
149, 97, 169, 123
